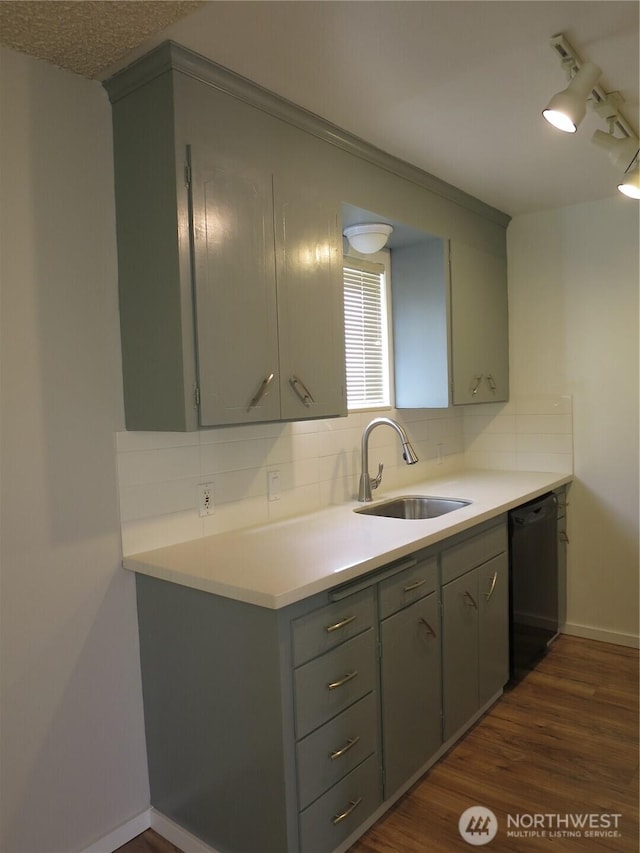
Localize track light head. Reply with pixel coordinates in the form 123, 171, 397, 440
592, 130, 640, 173
542, 61, 602, 133
618, 166, 640, 200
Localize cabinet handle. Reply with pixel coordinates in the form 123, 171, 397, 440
289, 375, 315, 407
332, 797, 363, 825
559, 530, 569, 543
329, 736, 360, 760
327, 670, 358, 690
463, 591, 478, 609
419, 617, 437, 638
247, 373, 274, 411
470, 375, 483, 395
486, 374, 497, 392
325, 615, 357, 634
483, 572, 498, 601
403, 578, 426, 593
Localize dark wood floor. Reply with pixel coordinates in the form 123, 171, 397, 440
117, 635, 639, 853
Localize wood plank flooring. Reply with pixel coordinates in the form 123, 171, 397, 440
117, 635, 639, 853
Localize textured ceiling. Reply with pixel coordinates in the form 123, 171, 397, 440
0, 1, 205, 78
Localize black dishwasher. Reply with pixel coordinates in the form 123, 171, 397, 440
508, 493, 558, 684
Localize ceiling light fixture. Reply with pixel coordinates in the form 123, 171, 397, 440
543, 34, 639, 200
344, 223, 393, 254
618, 166, 640, 200
543, 60, 602, 133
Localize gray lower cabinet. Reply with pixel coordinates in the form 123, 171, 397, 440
380, 591, 442, 796
134, 518, 510, 852
441, 521, 509, 740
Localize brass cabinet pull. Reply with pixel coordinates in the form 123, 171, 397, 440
325, 615, 357, 634
332, 797, 363, 825
403, 578, 426, 593
470, 375, 483, 395
483, 572, 498, 601
247, 373, 274, 411
464, 591, 478, 609
289, 375, 315, 407
329, 736, 360, 761
419, 617, 437, 638
327, 670, 358, 690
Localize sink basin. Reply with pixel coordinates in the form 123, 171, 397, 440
355, 495, 471, 519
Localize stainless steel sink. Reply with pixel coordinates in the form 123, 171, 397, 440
355, 495, 471, 519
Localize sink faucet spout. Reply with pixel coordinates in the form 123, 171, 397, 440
358, 417, 419, 502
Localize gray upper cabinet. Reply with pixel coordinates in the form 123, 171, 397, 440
449, 241, 509, 404
106, 50, 346, 430
391, 233, 509, 409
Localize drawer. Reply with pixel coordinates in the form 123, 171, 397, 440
297, 692, 378, 810
378, 556, 438, 620
294, 630, 376, 739
299, 753, 381, 853
292, 588, 375, 667
441, 520, 507, 584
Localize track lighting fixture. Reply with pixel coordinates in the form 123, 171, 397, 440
542, 34, 639, 200
543, 60, 602, 133
618, 167, 640, 200
592, 130, 639, 173
343, 223, 393, 254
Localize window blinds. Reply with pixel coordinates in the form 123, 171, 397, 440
343, 260, 389, 409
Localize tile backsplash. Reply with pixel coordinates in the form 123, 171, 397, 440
116, 395, 572, 555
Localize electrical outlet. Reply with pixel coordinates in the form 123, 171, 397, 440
198, 482, 214, 516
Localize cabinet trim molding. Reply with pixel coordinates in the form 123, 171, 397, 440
103, 41, 510, 229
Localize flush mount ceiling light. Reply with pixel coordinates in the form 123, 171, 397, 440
542, 34, 639, 200
344, 223, 393, 254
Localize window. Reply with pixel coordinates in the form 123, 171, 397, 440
343, 254, 392, 410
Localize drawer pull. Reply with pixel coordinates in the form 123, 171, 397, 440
464, 591, 478, 609
419, 617, 437, 638
330, 736, 360, 761
483, 572, 498, 601
403, 578, 426, 593
327, 670, 358, 690
332, 797, 363, 825
325, 615, 357, 634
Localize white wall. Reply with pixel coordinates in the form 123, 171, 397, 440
0, 48, 149, 852
508, 198, 639, 645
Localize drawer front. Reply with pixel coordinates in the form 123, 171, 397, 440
294, 630, 376, 739
299, 753, 381, 853
378, 556, 438, 620
292, 588, 375, 667
441, 521, 507, 584
297, 692, 378, 810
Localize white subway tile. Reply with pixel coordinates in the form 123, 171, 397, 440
202, 496, 269, 535
121, 510, 203, 556
115, 431, 198, 452
119, 477, 201, 522
516, 433, 573, 454
200, 438, 268, 475
117, 445, 200, 487
516, 414, 572, 435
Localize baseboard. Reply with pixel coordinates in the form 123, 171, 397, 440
81, 810, 150, 853
561, 623, 640, 649
150, 809, 220, 853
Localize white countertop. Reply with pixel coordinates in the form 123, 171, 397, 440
123, 469, 571, 609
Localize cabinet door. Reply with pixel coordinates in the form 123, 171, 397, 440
274, 180, 347, 421
191, 154, 281, 425
449, 242, 508, 404
478, 553, 509, 706
442, 570, 479, 740
380, 592, 442, 796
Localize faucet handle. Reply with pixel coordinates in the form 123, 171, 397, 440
372, 463, 384, 490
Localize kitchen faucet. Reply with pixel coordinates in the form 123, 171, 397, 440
358, 417, 419, 502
